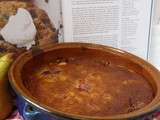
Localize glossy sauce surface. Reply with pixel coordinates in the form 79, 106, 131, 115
23, 48, 154, 116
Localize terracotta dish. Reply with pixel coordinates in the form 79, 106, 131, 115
9, 43, 160, 120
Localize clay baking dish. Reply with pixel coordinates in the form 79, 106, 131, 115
9, 43, 160, 120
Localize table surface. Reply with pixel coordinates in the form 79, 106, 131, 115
6, 110, 160, 120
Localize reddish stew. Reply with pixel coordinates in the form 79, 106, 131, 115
23, 48, 154, 116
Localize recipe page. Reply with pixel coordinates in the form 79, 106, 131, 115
148, 25, 160, 70
61, 0, 153, 59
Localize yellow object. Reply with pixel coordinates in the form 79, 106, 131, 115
0, 53, 14, 120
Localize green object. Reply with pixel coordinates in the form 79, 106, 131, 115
0, 53, 13, 80
0, 53, 14, 120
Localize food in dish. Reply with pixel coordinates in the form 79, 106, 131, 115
23, 48, 154, 116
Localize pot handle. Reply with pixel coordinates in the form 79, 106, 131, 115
23, 103, 40, 120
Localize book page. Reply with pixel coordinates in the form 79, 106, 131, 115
148, 25, 160, 70
61, 0, 153, 59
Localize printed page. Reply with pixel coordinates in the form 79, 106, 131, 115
61, 0, 153, 59
148, 25, 160, 70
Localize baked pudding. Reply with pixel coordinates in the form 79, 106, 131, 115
22, 47, 154, 117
